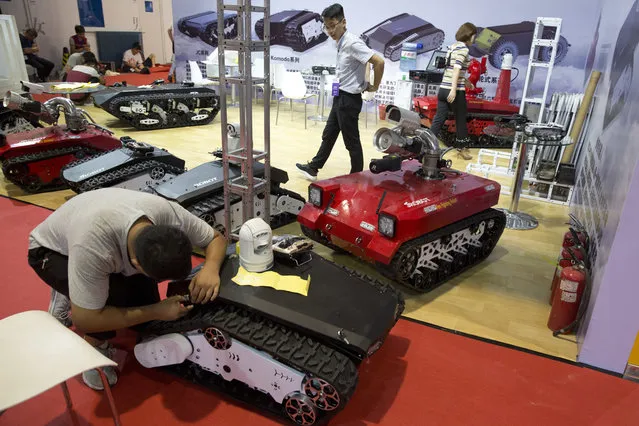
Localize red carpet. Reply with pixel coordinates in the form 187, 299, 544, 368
1, 196, 638, 426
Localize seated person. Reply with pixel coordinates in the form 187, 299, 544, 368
66, 51, 105, 85
122, 42, 156, 73
61, 51, 84, 80
20, 28, 54, 82
65, 52, 105, 103
69, 25, 91, 53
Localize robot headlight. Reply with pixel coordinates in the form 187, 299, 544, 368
378, 213, 396, 238
309, 185, 322, 207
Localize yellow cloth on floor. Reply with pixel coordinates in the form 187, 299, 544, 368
231, 266, 310, 296
51, 82, 99, 91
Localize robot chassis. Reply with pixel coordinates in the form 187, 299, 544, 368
133, 238, 404, 425
1, 92, 121, 193
92, 84, 221, 131
299, 105, 507, 292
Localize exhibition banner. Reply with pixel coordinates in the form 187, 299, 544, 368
570, 0, 639, 370
171, 0, 599, 104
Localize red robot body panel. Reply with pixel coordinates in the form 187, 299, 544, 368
412, 55, 520, 148
297, 160, 501, 265
1, 125, 122, 192
299, 103, 507, 293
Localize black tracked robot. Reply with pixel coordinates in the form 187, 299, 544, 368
61, 137, 186, 193
177, 11, 239, 47
361, 13, 445, 62
93, 83, 221, 130
146, 122, 306, 234
255, 10, 328, 52
61, 123, 306, 232
133, 227, 404, 425
149, 156, 305, 234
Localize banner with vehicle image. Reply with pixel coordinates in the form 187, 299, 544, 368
171, 0, 599, 103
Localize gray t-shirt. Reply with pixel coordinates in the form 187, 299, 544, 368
29, 188, 215, 310
335, 31, 375, 94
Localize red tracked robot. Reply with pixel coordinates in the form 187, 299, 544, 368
413, 53, 520, 148
0, 92, 122, 193
297, 105, 507, 292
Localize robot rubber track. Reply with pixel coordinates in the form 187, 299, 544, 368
1, 146, 105, 193
387, 208, 505, 292
302, 208, 506, 293
94, 86, 220, 131
186, 185, 306, 233
439, 112, 519, 148
138, 261, 404, 425
70, 159, 185, 193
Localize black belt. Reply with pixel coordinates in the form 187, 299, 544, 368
337, 89, 362, 97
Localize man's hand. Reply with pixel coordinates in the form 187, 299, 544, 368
189, 265, 221, 304
447, 90, 457, 103
154, 295, 194, 321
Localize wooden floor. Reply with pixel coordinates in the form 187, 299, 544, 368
0, 99, 578, 360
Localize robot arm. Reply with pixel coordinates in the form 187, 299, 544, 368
370, 105, 448, 179
3, 91, 106, 133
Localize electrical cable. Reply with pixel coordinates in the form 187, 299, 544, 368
511, 67, 520, 82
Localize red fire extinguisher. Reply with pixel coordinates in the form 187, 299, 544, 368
547, 259, 588, 336
549, 227, 588, 304
549, 246, 586, 304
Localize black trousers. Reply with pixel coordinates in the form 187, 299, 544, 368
429, 87, 469, 145
25, 55, 55, 81
309, 90, 364, 174
28, 246, 160, 341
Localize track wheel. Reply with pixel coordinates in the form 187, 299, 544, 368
413, 269, 437, 291
5, 163, 28, 179
397, 248, 418, 282
203, 327, 232, 350
302, 375, 340, 411
23, 175, 43, 193
149, 166, 166, 181
284, 393, 318, 425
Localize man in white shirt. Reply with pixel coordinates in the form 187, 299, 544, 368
122, 41, 156, 73
296, 3, 384, 180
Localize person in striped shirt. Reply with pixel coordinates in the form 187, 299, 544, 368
429, 22, 477, 160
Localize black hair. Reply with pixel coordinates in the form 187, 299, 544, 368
82, 51, 97, 65
321, 4, 344, 21
75, 25, 85, 34
132, 41, 142, 50
25, 28, 38, 38
133, 225, 193, 281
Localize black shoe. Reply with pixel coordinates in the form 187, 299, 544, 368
296, 163, 318, 181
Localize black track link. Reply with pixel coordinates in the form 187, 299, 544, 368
106, 91, 220, 130
1, 146, 105, 193
139, 301, 359, 425
60, 149, 118, 192
439, 113, 516, 149
381, 208, 506, 292
187, 185, 305, 231
77, 159, 185, 193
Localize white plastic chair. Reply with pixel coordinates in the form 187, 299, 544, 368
276, 71, 317, 129
271, 63, 287, 102
188, 60, 215, 85
0, 310, 121, 425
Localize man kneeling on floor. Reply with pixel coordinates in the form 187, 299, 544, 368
27, 188, 228, 390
